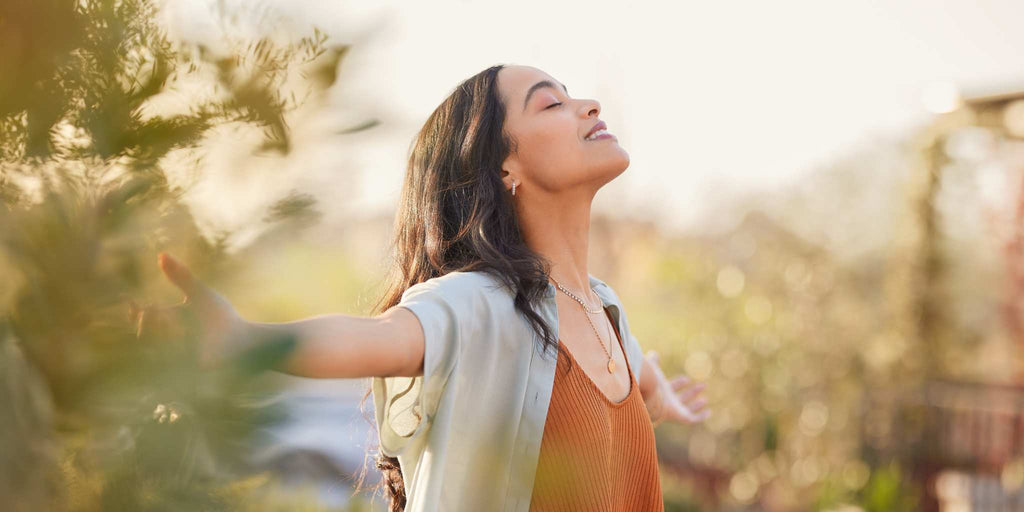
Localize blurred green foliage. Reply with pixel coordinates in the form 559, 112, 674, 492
856, 463, 919, 512
0, 0, 374, 510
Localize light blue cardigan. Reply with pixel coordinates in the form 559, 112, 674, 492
371, 270, 646, 511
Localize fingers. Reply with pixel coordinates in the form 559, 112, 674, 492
677, 381, 707, 402
668, 374, 709, 424
645, 352, 712, 425
671, 374, 707, 400
133, 303, 160, 338
685, 407, 711, 423
157, 252, 199, 301
687, 396, 708, 412
130, 301, 187, 340
670, 375, 691, 390
674, 395, 710, 424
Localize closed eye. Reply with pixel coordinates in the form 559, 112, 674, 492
545, 102, 562, 110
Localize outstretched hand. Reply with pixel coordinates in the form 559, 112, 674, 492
644, 350, 710, 427
129, 252, 250, 368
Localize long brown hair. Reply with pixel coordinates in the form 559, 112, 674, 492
349, 64, 571, 510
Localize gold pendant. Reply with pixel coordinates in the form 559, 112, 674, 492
607, 359, 616, 373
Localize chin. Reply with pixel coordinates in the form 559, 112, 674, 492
611, 150, 630, 173
598, 155, 630, 182
583, 148, 630, 182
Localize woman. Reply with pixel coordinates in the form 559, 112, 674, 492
151, 64, 710, 511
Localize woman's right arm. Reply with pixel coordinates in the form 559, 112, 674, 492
152, 251, 426, 380
245, 306, 425, 379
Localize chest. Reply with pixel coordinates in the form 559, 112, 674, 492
553, 294, 632, 404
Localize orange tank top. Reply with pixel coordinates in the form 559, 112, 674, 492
528, 308, 664, 511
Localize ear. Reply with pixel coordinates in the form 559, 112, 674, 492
500, 168, 516, 192
500, 156, 521, 192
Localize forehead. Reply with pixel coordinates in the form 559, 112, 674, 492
498, 65, 560, 99
498, 65, 567, 119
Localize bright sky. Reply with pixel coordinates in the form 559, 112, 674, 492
162, 0, 1024, 240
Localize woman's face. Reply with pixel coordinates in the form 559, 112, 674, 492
497, 65, 629, 197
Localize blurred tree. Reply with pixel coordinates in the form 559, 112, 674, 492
0, 0, 372, 510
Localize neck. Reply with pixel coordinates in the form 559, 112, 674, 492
516, 187, 597, 303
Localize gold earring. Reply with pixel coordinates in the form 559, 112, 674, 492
512, 181, 517, 196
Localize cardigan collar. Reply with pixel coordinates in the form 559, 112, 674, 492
543, 273, 613, 307
542, 274, 622, 336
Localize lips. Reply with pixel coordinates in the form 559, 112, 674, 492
585, 120, 607, 139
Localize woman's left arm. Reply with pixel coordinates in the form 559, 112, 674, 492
638, 350, 710, 427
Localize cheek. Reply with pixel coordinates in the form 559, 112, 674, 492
520, 132, 585, 188
522, 123, 583, 169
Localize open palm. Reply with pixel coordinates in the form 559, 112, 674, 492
645, 350, 710, 426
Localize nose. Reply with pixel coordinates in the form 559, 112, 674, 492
580, 98, 600, 117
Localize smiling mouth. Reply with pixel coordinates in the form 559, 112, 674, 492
585, 130, 615, 141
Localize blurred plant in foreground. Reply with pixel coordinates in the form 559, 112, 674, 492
0, 0, 374, 510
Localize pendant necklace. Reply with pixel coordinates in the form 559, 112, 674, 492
550, 275, 617, 373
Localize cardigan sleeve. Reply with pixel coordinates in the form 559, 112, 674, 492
372, 272, 480, 458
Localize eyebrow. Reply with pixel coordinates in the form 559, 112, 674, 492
522, 80, 569, 112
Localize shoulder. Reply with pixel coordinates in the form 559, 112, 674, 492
402, 270, 511, 304
588, 273, 624, 306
